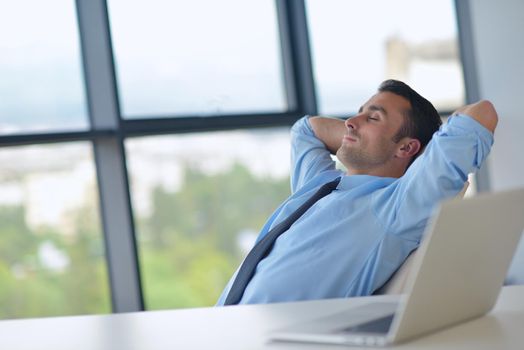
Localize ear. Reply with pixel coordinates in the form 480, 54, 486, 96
395, 138, 421, 159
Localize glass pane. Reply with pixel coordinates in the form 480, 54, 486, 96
307, 0, 464, 115
0, 1, 88, 134
0, 143, 110, 319
108, 0, 286, 118
126, 129, 291, 309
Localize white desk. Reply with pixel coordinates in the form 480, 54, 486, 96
1, 285, 523, 349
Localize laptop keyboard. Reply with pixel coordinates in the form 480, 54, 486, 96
338, 313, 395, 334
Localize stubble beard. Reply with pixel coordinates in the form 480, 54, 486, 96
336, 139, 394, 172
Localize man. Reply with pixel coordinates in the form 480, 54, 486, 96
217, 79, 497, 306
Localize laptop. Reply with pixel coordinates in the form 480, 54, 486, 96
269, 188, 524, 347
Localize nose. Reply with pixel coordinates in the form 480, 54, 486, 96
345, 114, 362, 130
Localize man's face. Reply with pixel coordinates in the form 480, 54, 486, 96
336, 91, 411, 174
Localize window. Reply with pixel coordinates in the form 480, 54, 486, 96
0, 0, 87, 134
0, 143, 110, 319
0, 1, 483, 318
108, 0, 287, 118
126, 128, 290, 308
306, 0, 464, 115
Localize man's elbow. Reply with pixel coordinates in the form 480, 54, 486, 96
476, 100, 498, 133
454, 100, 499, 133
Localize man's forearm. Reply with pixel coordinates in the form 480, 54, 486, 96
309, 116, 347, 154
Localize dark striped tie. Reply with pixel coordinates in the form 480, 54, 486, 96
224, 177, 341, 306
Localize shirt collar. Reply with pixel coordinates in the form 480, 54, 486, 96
337, 174, 395, 191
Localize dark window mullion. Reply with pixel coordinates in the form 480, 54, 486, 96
120, 112, 300, 137
276, 0, 318, 116
76, 0, 143, 312
0, 130, 114, 148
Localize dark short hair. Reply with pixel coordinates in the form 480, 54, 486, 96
378, 79, 442, 158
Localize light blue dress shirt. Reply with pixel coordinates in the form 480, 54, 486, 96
217, 114, 494, 305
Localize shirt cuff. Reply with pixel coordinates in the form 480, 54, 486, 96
291, 115, 314, 136
445, 114, 494, 145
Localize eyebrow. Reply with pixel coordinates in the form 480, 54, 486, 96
358, 104, 388, 116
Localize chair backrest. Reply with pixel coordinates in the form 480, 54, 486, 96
376, 181, 470, 295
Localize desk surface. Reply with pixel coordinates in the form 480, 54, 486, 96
1, 285, 523, 350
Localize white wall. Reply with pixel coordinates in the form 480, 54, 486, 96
468, 0, 524, 283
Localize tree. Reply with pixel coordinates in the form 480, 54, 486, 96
0, 187, 110, 319
139, 162, 290, 309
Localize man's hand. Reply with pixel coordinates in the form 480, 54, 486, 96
452, 100, 498, 133
309, 116, 347, 154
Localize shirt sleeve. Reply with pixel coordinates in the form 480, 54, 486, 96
290, 116, 336, 193
373, 114, 495, 241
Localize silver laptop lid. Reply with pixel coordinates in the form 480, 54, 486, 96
389, 188, 524, 344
